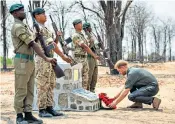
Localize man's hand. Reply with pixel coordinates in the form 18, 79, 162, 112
108, 101, 117, 108
57, 31, 62, 36
62, 55, 72, 63
93, 55, 100, 60
45, 57, 57, 66
108, 88, 130, 108
89, 38, 94, 43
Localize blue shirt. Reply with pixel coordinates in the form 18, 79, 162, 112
125, 67, 158, 89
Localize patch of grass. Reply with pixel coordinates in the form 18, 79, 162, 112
0, 56, 14, 67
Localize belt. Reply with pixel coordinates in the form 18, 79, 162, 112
87, 54, 93, 58
74, 54, 87, 58
15, 53, 34, 61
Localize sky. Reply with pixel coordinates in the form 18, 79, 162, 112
138, 0, 175, 55
1, 0, 175, 59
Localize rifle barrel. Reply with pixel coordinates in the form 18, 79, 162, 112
49, 15, 53, 22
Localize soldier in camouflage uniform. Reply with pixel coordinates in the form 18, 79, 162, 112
10, 4, 57, 124
83, 22, 98, 93
72, 19, 99, 90
32, 8, 72, 118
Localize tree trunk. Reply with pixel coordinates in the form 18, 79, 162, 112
144, 34, 147, 61
77, 0, 132, 74
105, 1, 115, 63
131, 38, 134, 60
2, 1, 7, 70
162, 27, 167, 62
138, 33, 142, 61
141, 33, 144, 62
168, 31, 172, 61
134, 38, 136, 60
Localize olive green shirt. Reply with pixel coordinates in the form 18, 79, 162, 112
125, 67, 158, 89
72, 31, 88, 56
84, 32, 96, 53
11, 18, 34, 55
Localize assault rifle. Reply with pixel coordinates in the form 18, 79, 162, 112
83, 27, 106, 65
28, 3, 65, 78
93, 24, 119, 75
49, 15, 77, 66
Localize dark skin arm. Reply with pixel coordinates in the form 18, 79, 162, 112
52, 42, 72, 63
29, 41, 57, 65
81, 43, 99, 60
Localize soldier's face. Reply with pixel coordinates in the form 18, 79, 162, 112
88, 27, 92, 32
35, 13, 47, 23
14, 8, 26, 20
75, 23, 82, 30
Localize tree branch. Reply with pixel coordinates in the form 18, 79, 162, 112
42, 0, 47, 8
119, 0, 133, 18
79, 1, 104, 20
120, 0, 133, 40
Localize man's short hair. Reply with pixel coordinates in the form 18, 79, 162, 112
114, 60, 128, 69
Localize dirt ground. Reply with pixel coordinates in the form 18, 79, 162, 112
0, 62, 175, 124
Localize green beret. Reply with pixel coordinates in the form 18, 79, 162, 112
73, 19, 82, 25
83, 22, 91, 29
9, 4, 24, 13
32, 8, 45, 16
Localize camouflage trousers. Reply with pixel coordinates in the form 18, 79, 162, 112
74, 56, 89, 90
35, 56, 56, 109
87, 56, 98, 92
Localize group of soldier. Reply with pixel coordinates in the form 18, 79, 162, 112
10, 3, 100, 124
10, 3, 162, 124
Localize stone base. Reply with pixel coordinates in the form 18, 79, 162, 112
32, 63, 100, 111
59, 88, 100, 111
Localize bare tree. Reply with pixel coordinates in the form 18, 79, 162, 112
101, 0, 132, 63
160, 20, 168, 62
149, 17, 175, 62
29, 0, 47, 9
1, 0, 7, 70
126, 1, 152, 62
151, 24, 161, 55
167, 19, 175, 61
74, 0, 132, 64
47, 0, 74, 39
127, 26, 137, 60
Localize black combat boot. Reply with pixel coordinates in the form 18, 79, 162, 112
46, 106, 64, 116
24, 112, 43, 124
39, 109, 53, 118
16, 113, 28, 124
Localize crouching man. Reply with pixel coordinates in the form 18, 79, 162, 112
108, 60, 161, 110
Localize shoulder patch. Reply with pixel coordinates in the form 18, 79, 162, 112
13, 23, 23, 29
21, 35, 27, 39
